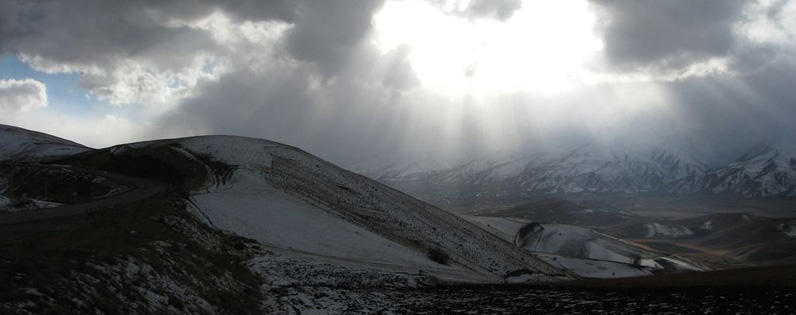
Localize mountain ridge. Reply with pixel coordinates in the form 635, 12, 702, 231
360, 142, 796, 201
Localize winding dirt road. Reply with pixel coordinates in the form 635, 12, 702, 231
0, 164, 166, 242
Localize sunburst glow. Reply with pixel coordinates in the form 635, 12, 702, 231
373, 0, 603, 97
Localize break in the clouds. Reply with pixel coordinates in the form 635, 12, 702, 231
0, 0, 795, 166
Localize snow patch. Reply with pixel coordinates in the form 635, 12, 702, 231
658, 256, 703, 272
777, 223, 796, 238
190, 179, 443, 269
180, 136, 276, 168
30, 199, 63, 209
644, 223, 693, 238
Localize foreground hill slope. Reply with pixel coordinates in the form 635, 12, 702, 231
71, 135, 564, 283
175, 136, 564, 281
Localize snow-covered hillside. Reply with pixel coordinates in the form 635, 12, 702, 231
462, 215, 704, 278
0, 124, 89, 161
143, 136, 566, 283
515, 223, 651, 263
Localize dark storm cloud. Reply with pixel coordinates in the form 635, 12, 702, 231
285, 0, 385, 76
0, 0, 385, 76
589, 0, 748, 72
157, 68, 313, 139
0, 0, 215, 67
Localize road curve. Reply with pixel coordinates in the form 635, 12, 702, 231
0, 164, 167, 242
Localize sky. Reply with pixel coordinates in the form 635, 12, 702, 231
1, 0, 795, 167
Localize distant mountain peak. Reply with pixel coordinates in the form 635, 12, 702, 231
737, 141, 778, 162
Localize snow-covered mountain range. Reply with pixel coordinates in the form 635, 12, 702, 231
360, 143, 796, 200
669, 144, 796, 198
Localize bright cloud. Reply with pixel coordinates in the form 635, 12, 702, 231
373, 0, 602, 96
0, 78, 48, 113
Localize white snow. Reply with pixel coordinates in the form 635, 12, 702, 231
30, 199, 63, 209
0, 125, 88, 160
644, 223, 693, 238
777, 222, 796, 238
658, 256, 703, 272
180, 136, 275, 168
190, 175, 443, 269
